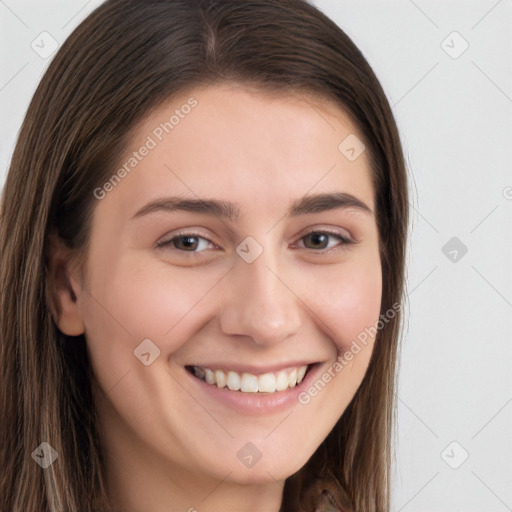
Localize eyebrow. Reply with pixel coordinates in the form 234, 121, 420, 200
130, 192, 373, 222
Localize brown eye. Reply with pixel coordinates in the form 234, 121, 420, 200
299, 230, 353, 252
303, 232, 330, 249
173, 235, 200, 251
156, 232, 214, 253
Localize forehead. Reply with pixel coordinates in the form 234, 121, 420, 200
95, 82, 375, 223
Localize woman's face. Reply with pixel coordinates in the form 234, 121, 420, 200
60, 83, 382, 495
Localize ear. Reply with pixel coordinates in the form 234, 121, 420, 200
46, 231, 86, 336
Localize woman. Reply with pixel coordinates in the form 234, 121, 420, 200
0, 0, 409, 511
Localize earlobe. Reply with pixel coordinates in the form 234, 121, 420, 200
46, 232, 86, 336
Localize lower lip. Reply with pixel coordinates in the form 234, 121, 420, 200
185, 363, 322, 416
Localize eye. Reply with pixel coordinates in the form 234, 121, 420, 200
156, 232, 215, 254
296, 229, 354, 253
156, 228, 354, 255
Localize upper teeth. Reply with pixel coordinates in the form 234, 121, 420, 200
192, 365, 308, 393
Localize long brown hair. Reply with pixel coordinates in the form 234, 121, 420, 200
0, 1, 408, 510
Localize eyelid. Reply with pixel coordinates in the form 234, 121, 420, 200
156, 226, 356, 255
292, 227, 355, 253
299, 226, 354, 242
155, 229, 217, 250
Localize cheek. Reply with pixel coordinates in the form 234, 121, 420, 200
297, 258, 382, 424
79, 255, 220, 393
85, 256, 216, 338
315, 255, 382, 353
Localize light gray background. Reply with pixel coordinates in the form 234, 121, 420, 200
1, 1, 511, 510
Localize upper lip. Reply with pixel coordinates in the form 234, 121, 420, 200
185, 360, 319, 375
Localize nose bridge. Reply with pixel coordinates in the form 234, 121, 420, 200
219, 245, 302, 346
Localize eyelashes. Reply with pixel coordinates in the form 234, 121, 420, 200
155, 228, 355, 256
298, 229, 354, 251
156, 232, 213, 253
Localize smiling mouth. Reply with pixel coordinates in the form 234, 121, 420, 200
185, 364, 315, 393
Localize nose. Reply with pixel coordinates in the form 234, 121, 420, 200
218, 248, 303, 347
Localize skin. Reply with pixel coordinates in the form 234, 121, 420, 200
50, 83, 382, 512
